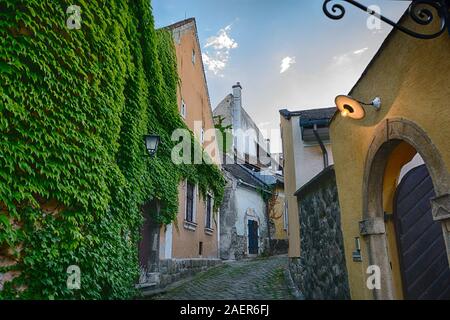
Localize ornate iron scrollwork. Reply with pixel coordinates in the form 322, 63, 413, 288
323, 0, 449, 39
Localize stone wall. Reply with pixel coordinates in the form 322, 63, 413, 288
138, 258, 222, 293
229, 232, 247, 260
289, 166, 350, 300
269, 239, 288, 255
219, 169, 238, 260
158, 258, 222, 287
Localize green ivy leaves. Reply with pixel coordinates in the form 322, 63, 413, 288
0, 0, 225, 299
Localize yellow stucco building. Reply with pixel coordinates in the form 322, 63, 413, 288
158, 18, 221, 261
330, 14, 450, 299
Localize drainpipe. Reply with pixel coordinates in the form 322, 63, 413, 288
265, 196, 272, 256
217, 208, 220, 259
313, 124, 329, 169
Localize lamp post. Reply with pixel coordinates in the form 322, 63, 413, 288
323, 0, 450, 40
143, 134, 161, 157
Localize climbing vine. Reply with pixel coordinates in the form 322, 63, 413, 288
0, 0, 225, 299
268, 192, 282, 220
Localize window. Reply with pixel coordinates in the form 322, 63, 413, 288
205, 194, 212, 229
185, 182, 195, 222
256, 143, 260, 162
200, 128, 205, 145
198, 241, 203, 256
180, 99, 186, 118
192, 49, 196, 65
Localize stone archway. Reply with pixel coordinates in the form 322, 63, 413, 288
362, 118, 450, 300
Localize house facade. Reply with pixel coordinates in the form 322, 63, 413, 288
329, 14, 450, 300
220, 164, 270, 260
214, 83, 287, 259
214, 83, 276, 169
159, 18, 221, 261
138, 18, 222, 290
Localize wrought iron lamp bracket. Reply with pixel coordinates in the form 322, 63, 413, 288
323, 0, 450, 40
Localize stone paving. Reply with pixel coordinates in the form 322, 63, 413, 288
151, 255, 296, 300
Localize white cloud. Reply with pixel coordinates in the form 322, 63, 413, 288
202, 24, 238, 76
205, 24, 238, 50
280, 56, 296, 74
353, 47, 368, 55
332, 47, 369, 66
333, 53, 351, 67
202, 53, 226, 76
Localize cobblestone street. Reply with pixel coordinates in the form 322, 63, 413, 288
151, 256, 296, 300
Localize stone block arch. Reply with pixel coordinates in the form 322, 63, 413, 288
361, 118, 450, 299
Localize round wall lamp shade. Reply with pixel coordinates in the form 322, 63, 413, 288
335, 95, 365, 120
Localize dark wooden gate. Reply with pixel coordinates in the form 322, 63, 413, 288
138, 200, 160, 273
394, 164, 450, 300
248, 220, 258, 255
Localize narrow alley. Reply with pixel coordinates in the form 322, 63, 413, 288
150, 256, 297, 300
2, 0, 450, 304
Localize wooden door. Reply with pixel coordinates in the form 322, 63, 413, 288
394, 165, 450, 299
248, 220, 259, 255
138, 201, 160, 272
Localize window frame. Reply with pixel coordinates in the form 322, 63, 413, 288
180, 99, 186, 119
205, 194, 212, 229
185, 182, 195, 223
184, 181, 197, 231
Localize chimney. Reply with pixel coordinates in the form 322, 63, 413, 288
232, 82, 242, 129
232, 82, 242, 155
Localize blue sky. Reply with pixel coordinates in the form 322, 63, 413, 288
152, 0, 409, 152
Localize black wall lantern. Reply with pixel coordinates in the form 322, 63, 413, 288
323, 0, 450, 40
144, 134, 160, 157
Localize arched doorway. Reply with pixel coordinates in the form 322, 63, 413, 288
394, 164, 450, 299
362, 118, 450, 299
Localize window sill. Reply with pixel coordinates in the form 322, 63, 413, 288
204, 227, 214, 236
184, 220, 197, 231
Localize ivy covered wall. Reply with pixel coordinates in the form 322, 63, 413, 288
0, 0, 225, 299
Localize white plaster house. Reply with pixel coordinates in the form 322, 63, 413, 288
213, 82, 278, 170
213, 82, 284, 260
219, 163, 270, 260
